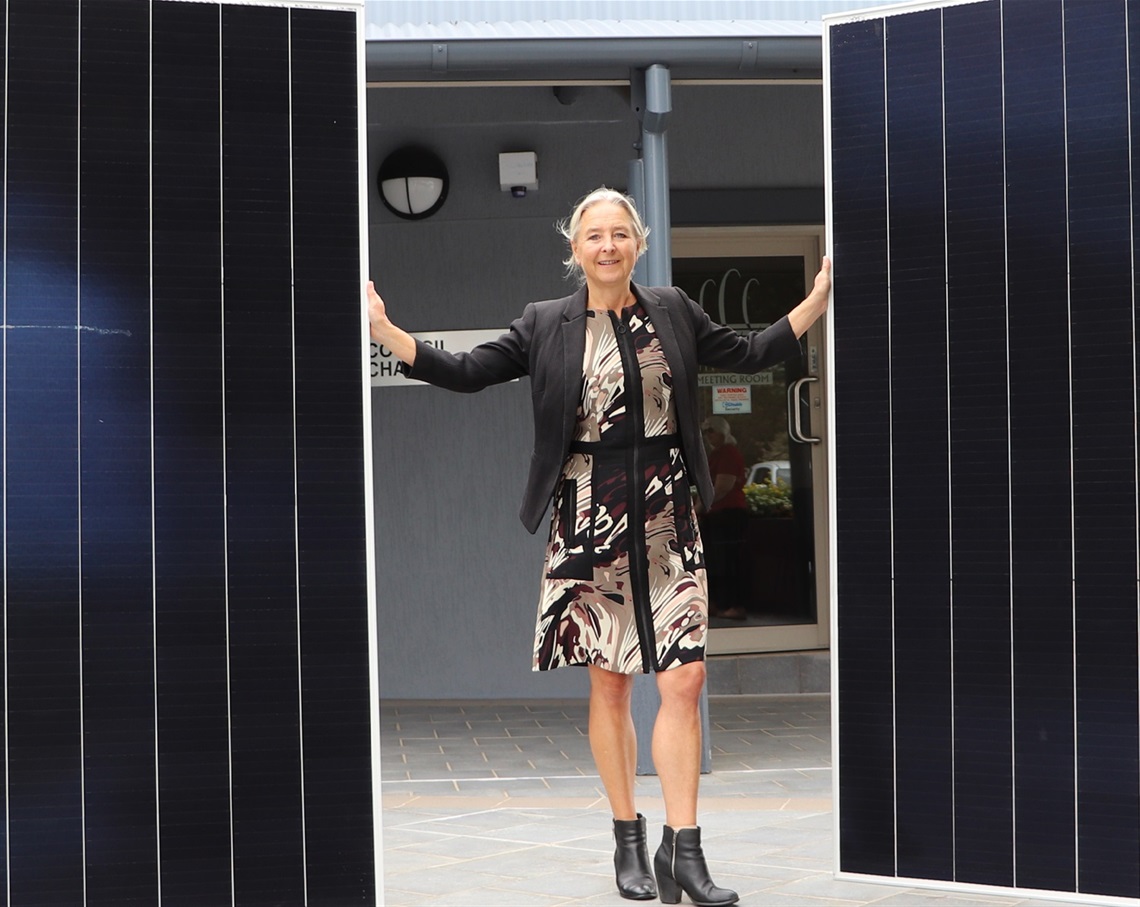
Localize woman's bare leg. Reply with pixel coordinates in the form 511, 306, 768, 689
653, 660, 706, 828
588, 664, 638, 820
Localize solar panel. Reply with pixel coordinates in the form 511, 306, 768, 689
2, 1, 377, 903
827, 0, 1140, 899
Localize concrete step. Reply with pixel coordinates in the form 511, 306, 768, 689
706, 650, 829, 695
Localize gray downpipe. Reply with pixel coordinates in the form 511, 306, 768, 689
366, 36, 822, 82
640, 64, 672, 288
628, 64, 713, 777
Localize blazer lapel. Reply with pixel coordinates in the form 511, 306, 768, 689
559, 286, 589, 447
637, 284, 690, 405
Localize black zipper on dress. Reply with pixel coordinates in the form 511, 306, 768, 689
609, 309, 659, 674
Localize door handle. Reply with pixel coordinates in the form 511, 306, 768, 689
787, 376, 820, 444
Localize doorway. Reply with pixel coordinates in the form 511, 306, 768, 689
672, 227, 830, 655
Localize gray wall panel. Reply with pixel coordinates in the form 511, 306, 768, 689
671, 84, 824, 189
372, 383, 588, 699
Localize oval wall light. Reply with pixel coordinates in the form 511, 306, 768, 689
377, 146, 449, 220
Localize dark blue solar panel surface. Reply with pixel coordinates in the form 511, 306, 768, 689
829, 0, 1140, 899
6, 3, 85, 902
1002, 0, 1077, 893
1066, 1, 1139, 897
222, 7, 309, 902
290, 9, 375, 900
830, 16, 895, 879
0, 4, 6, 897
153, 3, 232, 904
942, 0, 1013, 888
79, 3, 158, 903
0, 1, 376, 904
884, 9, 954, 883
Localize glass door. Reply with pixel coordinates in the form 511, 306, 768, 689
672, 227, 829, 654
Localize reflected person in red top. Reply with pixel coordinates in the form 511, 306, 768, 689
698, 416, 749, 620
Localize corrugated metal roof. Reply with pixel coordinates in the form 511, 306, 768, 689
367, 0, 878, 26
366, 0, 882, 35
362, 0, 874, 80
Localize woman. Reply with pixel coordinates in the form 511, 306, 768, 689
368, 187, 830, 906
699, 416, 750, 621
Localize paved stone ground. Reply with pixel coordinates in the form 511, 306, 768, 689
380, 695, 1097, 907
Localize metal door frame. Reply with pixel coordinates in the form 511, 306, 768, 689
672, 225, 831, 655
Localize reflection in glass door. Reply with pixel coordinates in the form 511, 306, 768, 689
672, 228, 829, 655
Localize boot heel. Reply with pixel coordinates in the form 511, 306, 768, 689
654, 825, 682, 904
655, 870, 681, 905
655, 825, 738, 907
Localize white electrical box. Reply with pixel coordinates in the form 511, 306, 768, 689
498, 151, 538, 192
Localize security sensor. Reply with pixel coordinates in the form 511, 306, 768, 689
499, 151, 537, 193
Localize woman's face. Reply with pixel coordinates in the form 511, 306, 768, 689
572, 201, 639, 291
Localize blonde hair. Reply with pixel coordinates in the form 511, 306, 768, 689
556, 187, 649, 283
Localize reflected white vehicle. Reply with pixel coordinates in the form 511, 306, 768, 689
746, 459, 791, 487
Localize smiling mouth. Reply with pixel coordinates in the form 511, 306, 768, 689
598, 259, 620, 266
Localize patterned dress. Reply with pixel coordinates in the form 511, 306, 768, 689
533, 301, 708, 674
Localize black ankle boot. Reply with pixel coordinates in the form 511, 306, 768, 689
613, 814, 657, 900
654, 825, 739, 906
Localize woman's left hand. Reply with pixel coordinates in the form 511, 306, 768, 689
810, 256, 831, 305
788, 256, 831, 338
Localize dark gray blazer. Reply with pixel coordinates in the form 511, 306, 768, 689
402, 282, 801, 534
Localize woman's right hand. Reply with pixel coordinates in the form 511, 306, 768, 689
367, 280, 390, 344
366, 280, 418, 366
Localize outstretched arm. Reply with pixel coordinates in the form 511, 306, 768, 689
786, 257, 831, 339
367, 280, 532, 393
692, 257, 832, 373
367, 280, 417, 365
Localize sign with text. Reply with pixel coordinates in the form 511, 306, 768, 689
371, 329, 507, 387
712, 384, 751, 414
697, 371, 773, 387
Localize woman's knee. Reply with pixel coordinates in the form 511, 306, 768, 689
589, 665, 634, 707
657, 661, 706, 706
